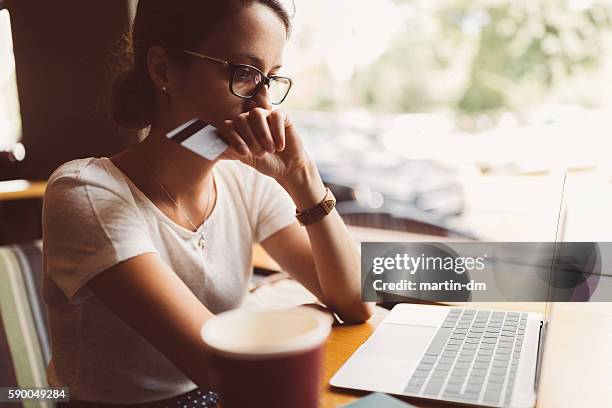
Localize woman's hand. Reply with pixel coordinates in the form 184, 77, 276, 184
216, 108, 310, 182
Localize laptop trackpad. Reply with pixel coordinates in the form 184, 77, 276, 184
360, 323, 437, 360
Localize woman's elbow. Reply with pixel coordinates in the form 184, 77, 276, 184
337, 301, 375, 324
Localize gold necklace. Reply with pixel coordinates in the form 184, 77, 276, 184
137, 148, 214, 248
156, 175, 214, 249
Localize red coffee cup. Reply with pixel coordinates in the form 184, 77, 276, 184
201, 307, 333, 408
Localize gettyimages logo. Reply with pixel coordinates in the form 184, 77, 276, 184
370, 252, 487, 275
361, 242, 605, 302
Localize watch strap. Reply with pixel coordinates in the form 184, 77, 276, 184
295, 187, 336, 226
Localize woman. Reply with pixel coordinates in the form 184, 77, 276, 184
42, 0, 374, 406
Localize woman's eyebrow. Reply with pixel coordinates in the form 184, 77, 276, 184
229, 53, 282, 70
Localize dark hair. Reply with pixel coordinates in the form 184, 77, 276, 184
109, 0, 292, 131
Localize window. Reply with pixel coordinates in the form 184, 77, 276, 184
0, 8, 22, 152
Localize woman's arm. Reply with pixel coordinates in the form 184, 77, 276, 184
86, 253, 215, 388
218, 109, 374, 323
263, 160, 375, 324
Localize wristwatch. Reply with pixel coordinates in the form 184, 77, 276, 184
295, 187, 336, 226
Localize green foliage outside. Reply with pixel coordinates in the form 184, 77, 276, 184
288, 0, 612, 125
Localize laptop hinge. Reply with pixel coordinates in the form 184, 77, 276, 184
534, 319, 548, 394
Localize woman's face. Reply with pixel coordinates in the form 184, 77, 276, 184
166, 3, 288, 129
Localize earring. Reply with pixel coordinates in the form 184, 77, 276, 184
161, 85, 168, 92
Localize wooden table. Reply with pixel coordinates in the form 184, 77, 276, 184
321, 306, 389, 408
321, 303, 612, 408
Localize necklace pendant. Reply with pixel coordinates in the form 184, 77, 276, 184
197, 233, 206, 249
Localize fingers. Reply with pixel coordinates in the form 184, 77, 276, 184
267, 110, 286, 151
248, 108, 276, 154
235, 112, 266, 158
217, 108, 288, 160
218, 120, 250, 157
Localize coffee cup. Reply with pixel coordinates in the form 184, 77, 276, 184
201, 306, 333, 408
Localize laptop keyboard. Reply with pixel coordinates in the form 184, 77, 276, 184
404, 308, 528, 407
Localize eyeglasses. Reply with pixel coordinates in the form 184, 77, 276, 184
182, 49, 293, 105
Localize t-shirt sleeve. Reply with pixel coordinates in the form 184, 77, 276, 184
252, 173, 297, 244
43, 168, 159, 304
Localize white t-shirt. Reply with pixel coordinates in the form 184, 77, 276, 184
41, 157, 296, 404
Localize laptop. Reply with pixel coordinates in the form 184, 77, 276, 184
330, 174, 568, 407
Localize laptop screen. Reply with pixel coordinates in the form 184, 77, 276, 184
362, 170, 577, 310
543, 171, 567, 323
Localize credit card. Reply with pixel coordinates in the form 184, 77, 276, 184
165, 118, 229, 161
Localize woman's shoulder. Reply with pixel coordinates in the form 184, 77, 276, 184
46, 157, 131, 203
48, 156, 110, 181
48, 157, 95, 180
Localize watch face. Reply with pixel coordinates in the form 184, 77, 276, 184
322, 199, 335, 213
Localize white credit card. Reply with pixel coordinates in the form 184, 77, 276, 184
165, 118, 229, 161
